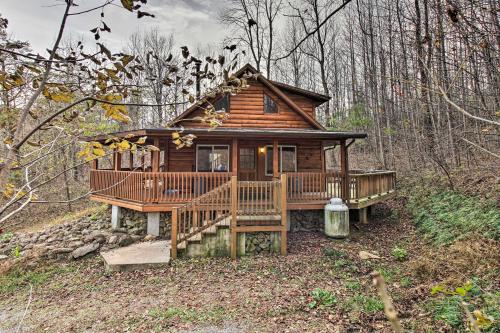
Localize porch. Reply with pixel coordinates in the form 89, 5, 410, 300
89, 169, 396, 211
86, 128, 396, 259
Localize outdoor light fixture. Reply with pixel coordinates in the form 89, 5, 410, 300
259, 146, 266, 154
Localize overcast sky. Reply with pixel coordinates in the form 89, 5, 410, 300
1, 0, 228, 54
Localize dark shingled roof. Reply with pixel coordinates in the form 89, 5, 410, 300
84, 127, 367, 142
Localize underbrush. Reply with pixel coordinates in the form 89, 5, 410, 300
407, 188, 499, 246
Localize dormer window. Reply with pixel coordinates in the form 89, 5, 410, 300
214, 94, 230, 113
264, 94, 278, 114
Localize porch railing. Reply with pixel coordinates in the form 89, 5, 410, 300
351, 171, 396, 200
237, 180, 282, 217
90, 170, 233, 203
286, 171, 343, 202
90, 170, 396, 205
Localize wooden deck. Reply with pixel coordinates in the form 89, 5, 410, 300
90, 170, 396, 211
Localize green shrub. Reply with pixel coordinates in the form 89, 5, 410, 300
427, 295, 463, 329
391, 246, 408, 261
323, 247, 346, 259
345, 280, 362, 291
408, 189, 500, 246
344, 294, 384, 313
308, 288, 337, 309
0, 232, 13, 242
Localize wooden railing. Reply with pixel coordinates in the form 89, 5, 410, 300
286, 171, 396, 203
237, 179, 282, 216
90, 170, 232, 203
171, 180, 232, 259
171, 175, 288, 259
351, 171, 396, 200
90, 170, 396, 206
286, 172, 344, 202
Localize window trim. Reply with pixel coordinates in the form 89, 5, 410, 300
263, 93, 278, 114
195, 144, 230, 172
264, 145, 297, 176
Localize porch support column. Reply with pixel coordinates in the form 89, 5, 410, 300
273, 138, 279, 179
359, 207, 368, 224
111, 205, 121, 230
164, 139, 169, 172
147, 212, 161, 236
128, 150, 133, 170
113, 149, 121, 171
232, 137, 238, 176
152, 138, 160, 172
340, 140, 349, 202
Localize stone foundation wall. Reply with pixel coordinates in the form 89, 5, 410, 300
118, 209, 171, 238
289, 210, 324, 232
243, 232, 281, 255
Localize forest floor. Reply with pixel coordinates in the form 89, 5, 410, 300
0, 198, 499, 332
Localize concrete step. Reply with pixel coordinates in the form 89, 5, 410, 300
101, 241, 170, 272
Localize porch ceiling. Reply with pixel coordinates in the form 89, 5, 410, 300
83, 127, 367, 143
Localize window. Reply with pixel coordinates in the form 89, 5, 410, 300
196, 145, 230, 172
214, 94, 230, 113
239, 148, 255, 169
264, 94, 278, 113
265, 145, 297, 176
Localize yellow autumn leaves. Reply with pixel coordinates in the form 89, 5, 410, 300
172, 132, 197, 149
100, 94, 131, 124
77, 136, 150, 161
41, 85, 131, 124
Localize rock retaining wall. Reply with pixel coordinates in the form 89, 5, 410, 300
0, 207, 172, 262
243, 232, 281, 255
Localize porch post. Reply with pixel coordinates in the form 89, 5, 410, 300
164, 139, 169, 172
113, 149, 121, 171
128, 151, 133, 170
273, 138, 279, 179
232, 137, 238, 176
340, 140, 350, 202
152, 138, 160, 172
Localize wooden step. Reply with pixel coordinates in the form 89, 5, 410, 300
237, 214, 281, 222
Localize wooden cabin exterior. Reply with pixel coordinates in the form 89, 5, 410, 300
86, 64, 396, 259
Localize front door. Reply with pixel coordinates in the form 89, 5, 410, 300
238, 146, 258, 180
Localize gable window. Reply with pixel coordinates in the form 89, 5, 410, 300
264, 94, 278, 114
214, 94, 230, 113
265, 145, 297, 176
196, 145, 230, 172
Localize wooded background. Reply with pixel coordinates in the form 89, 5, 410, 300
0, 0, 498, 226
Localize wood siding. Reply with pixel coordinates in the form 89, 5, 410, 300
181, 80, 317, 129
164, 138, 323, 176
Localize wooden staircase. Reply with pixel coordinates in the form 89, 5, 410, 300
171, 175, 287, 259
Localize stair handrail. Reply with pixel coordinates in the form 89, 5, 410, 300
171, 179, 232, 259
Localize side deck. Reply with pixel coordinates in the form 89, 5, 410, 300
89, 170, 396, 212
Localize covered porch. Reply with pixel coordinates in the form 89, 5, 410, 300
87, 128, 396, 212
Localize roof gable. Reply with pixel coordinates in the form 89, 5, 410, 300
173, 64, 326, 130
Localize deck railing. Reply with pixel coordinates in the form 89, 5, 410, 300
286, 172, 343, 202
237, 180, 282, 216
171, 175, 287, 259
90, 170, 233, 203
90, 169, 396, 205
351, 171, 396, 200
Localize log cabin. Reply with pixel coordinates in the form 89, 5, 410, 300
86, 64, 396, 259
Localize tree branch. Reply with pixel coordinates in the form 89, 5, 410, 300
274, 0, 353, 61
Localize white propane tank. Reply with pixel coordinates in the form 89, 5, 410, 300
324, 198, 349, 238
